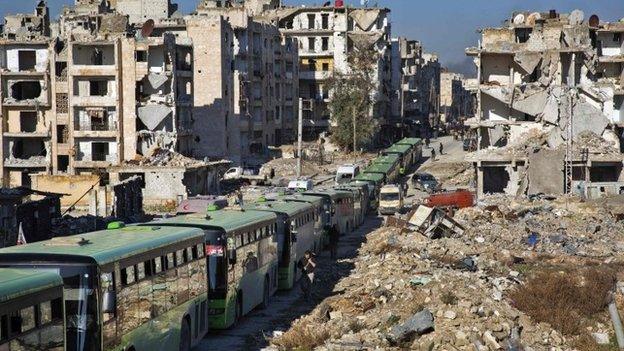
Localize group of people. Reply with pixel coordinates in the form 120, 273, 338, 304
299, 225, 340, 300
430, 142, 444, 161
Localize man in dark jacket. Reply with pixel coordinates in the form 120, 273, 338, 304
328, 225, 340, 259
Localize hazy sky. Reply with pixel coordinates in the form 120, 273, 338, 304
1, 0, 622, 75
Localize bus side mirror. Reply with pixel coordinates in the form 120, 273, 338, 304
228, 249, 237, 265
102, 290, 116, 314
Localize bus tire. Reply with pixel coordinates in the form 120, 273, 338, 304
259, 276, 270, 309
179, 319, 191, 351
234, 293, 243, 325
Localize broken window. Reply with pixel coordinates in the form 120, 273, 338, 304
92, 143, 109, 161
10, 81, 41, 100
483, 167, 510, 194
308, 37, 315, 51
19, 111, 37, 133
57, 155, 69, 173
89, 80, 108, 96
136, 50, 147, 62
307, 14, 315, 29
12, 139, 46, 159
322, 62, 329, 71
614, 33, 621, 43
57, 125, 68, 143
321, 14, 329, 29
18, 50, 36, 71
92, 48, 103, 65
55, 62, 67, 81
590, 165, 621, 182
321, 37, 329, 51
21, 172, 31, 188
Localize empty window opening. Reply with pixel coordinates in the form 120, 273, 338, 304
307, 14, 315, 29
614, 33, 622, 43
57, 155, 69, 172
57, 125, 68, 143
89, 80, 108, 96
308, 37, 315, 51
515, 28, 532, 43
483, 167, 510, 194
18, 50, 37, 71
55, 62, 68, 81
92, 48, 103, 65
92, 143, 109, 161
12, 139, 46, 159
19, 111, 37, 132
590, 165, 621, 182
56, 93, 68, 113
321, 37, 329, 51
120, 173, 145, 188
10, 81, 42, 100
322, 62, 330, 71
321, 14, 329, 29
136, 50, 147, 62
21, 172, 32, 188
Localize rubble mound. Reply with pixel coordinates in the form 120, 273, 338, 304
125, 148, 209, 167
270, 195, 624, 350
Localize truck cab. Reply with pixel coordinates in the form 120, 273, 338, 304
378, 184, 403, 215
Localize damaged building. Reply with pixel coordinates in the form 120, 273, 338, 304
390, 38, 442, 138
440, 70, 474, 129
465, 11, 624, 197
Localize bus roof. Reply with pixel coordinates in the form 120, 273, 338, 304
364, 162, 395, 175
304, 188, 352, 200
385, 144, 412, 154
282, 194, 325, 206
396, 137, 422, 146
353, 172, 385, 183
150, 209, 277, 233
246, 200, 313, 217
0, 269, 63, 304
372, 154, 400, 165
0, 226, 203, 266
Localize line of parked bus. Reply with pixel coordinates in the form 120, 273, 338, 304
0, 138, 422, 351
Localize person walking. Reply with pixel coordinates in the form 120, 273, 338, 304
328, 225, 339, 259
300, 251, 317, 300
430, 148, 436, 161
439, 143, 444, 155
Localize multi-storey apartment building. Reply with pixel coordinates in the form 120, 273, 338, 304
466, 10, 624, 197
440, 71, 473, 127
265, 2, 392, 139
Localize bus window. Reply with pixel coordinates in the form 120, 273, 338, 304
137, 262, 146, 281
101, 273, 115, 323
154, 257, 163, 273
20, 306, 35, 332
122, 266, 135, 286
0, 315, 6, 341
176, 250, 185, 266
166, 253, 175, 269
40, 301, 52, 325
196, 244, 204, 258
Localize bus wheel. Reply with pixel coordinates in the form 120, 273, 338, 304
259, 276, 270, 309
179, 319, 191, 351
234, 295, 243, 325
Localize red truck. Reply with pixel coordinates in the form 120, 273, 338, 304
425, 190, 474, 209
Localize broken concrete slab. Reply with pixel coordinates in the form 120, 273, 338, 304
137, 104, 172, 131
512, 89, 549, 117
527, 149, 565, 195
572, 101, 610, 139
514, 52, 542, 75
387, 309, 434, 344
146, 73, 169, 91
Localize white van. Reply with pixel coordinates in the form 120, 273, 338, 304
335, 164, 360, 185
378, 184, 403, 215
288, 179, 314, 191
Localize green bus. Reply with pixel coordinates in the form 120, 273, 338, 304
0, 268, 65, 351
352, 172, 384, 211
246, 200, 317, 290
364, 157, 400, 184
281, 194, 330, 249
304, 189, 355, 235
0, 226, 209, 351
383, 143, 414, 175
336, 183, 369, 227
396, 137, 423, 161
144, 209, 279, 330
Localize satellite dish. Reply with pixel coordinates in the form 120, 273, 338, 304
569, 9, 584, 25
513, 13, 525, 25
526, 12, 541, 26
589, 14, 600, 27
141, 19, 155, 38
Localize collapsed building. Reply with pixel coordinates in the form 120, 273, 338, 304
465, 10, 624, 197
390, 37, 442, 139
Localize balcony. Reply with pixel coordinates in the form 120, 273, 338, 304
299, 70, 331, 80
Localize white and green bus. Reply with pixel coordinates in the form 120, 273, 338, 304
304, 188, 355, 235
0, 268, 65, 351
0, 225, 209, 351
145, 209, 279, 329
246, 199, 317, 290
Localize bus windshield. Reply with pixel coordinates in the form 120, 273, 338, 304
380, 192, 400, 201
64, 270, 99, 351
205, 230, 228, 298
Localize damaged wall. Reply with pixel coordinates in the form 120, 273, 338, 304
527, 149, 565, 195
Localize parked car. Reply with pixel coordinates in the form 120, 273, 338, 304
411, 172, 439, 193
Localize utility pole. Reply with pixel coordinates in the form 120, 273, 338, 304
352, 104, 357, 157
297, 98, 303, 178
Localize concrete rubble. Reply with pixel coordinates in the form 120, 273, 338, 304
270, 194, 624, 350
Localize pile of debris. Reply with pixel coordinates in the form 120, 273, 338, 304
125, 148, 210, 167
270, 195, 624, 350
